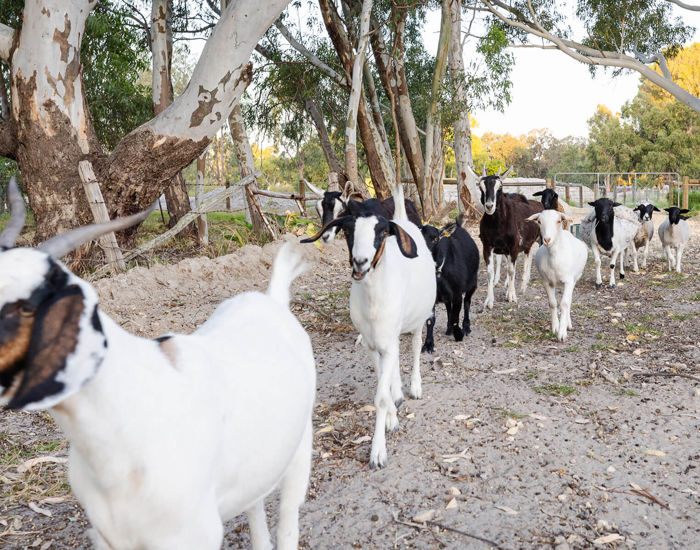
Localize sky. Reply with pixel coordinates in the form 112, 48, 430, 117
430, 4, 700, 140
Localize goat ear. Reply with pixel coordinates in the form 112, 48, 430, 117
664, 207, 672, 212
300, 216, 352, 243
612, 202, 621, 207
652, 206, 661, 212
588, 201, 596, 207
680, 208, 690, 214
388, 222, 418, 258
525, 213, 541, 223
6, 286, 100, 410
533, 191, 543, 197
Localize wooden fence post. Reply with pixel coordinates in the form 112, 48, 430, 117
196, 152, 209, 245
78, 160, 126, 273
682, 176, 689, 210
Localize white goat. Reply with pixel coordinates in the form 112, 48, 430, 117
527, 210, 588, 341
302, 184, 435, 469
580, 199, 639, 288
0, 180, 315, 550
658, 206, 691, 273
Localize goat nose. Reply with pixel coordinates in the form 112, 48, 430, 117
544, 238, 551, 246
354, 258, 368, 268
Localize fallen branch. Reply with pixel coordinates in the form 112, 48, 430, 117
392, 512, 504, 549
88, 171, 261, 280
291, 300, 335, 321
633, 372, 700, 383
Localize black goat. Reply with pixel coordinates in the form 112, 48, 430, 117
420, 216, 479, 352
533, 188, 569, 229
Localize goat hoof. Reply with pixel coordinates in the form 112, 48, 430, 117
421, 341, 434, 354
444, 327, 452, 336
609, 284, 616, 289
453, 327, 464, 342
595, 283, 602, 290
408, 386, 422, 400
369, 450, 387, 470
463, 326, 471, 336
619, 273, 625, 279
394, 397, 404, 409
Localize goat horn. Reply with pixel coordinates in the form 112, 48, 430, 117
0, 178, 27, 250
38, 202, 157, 259
481, 164, 487, 177
497, 166, 502, 176
502, 166, 514, 180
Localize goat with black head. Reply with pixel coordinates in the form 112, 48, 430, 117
630, 203, 660, 270
580, 198, 639, 288
474, 165, 543, 309
420, 215, 479, 352
0, 178, 316, 549
533, 188, 569, 230
303, 184, 435, 468
315, 182, 422, 243
658, 206, 691, 273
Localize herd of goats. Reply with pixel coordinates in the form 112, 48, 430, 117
0, 168, 692, 548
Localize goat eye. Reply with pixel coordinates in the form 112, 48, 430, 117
19, 304, 34, 317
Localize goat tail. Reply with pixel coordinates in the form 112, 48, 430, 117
267, 243, 307, 307
392, 182, 408, 222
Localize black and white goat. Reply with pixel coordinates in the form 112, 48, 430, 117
658, 206, 691, 273
315, 182, 422, 242
474, 167, 543, 308
630, 203, 660, 270
580, 198, 639, 288
420, 216, 479, 351
0, 180, 315, 550
302, 184, 435, 469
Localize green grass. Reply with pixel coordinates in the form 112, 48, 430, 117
692, 292, 700, 302
492, 407, 526, 419
669, 312, 696, 321
534, 384, 576, 397
563, 346, 579, 353
615, 389, 639, 397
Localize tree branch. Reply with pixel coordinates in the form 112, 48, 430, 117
274, 20, 349, 89
480, 0, 700, 114
665, 0, 700, 11
0, 22, 16, 62
631, 43, 672, 79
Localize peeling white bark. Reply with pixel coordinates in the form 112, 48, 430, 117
11, 0, 96, 154
151, 0, 170, 114
345, 0, 373, 188
147, 0, 291, 143
0, 22, 14, 62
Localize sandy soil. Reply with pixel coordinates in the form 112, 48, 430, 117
1, 218, 699, 550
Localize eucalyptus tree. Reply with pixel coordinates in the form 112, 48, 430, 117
0, 0, 291, 243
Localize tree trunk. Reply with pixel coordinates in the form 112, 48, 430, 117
447, 0, 478, 216
345, 0, 373, 190
318, 0, 388, 199
304, 97, 347, 187
152, 0, 193, 232
369, 9, 425, 200
228, 103, 266, 236
196, 151, 208, 244
2, 0, 290, 241
422, 0, 451, 218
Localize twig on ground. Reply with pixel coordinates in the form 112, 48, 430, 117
290, 300, 335, 321
392, 512, 504, 549
633, 372, 700, 383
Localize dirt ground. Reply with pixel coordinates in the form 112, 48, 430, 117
1, 217, 698, 550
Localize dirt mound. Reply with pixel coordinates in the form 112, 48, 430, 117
93, 234, 326, 337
